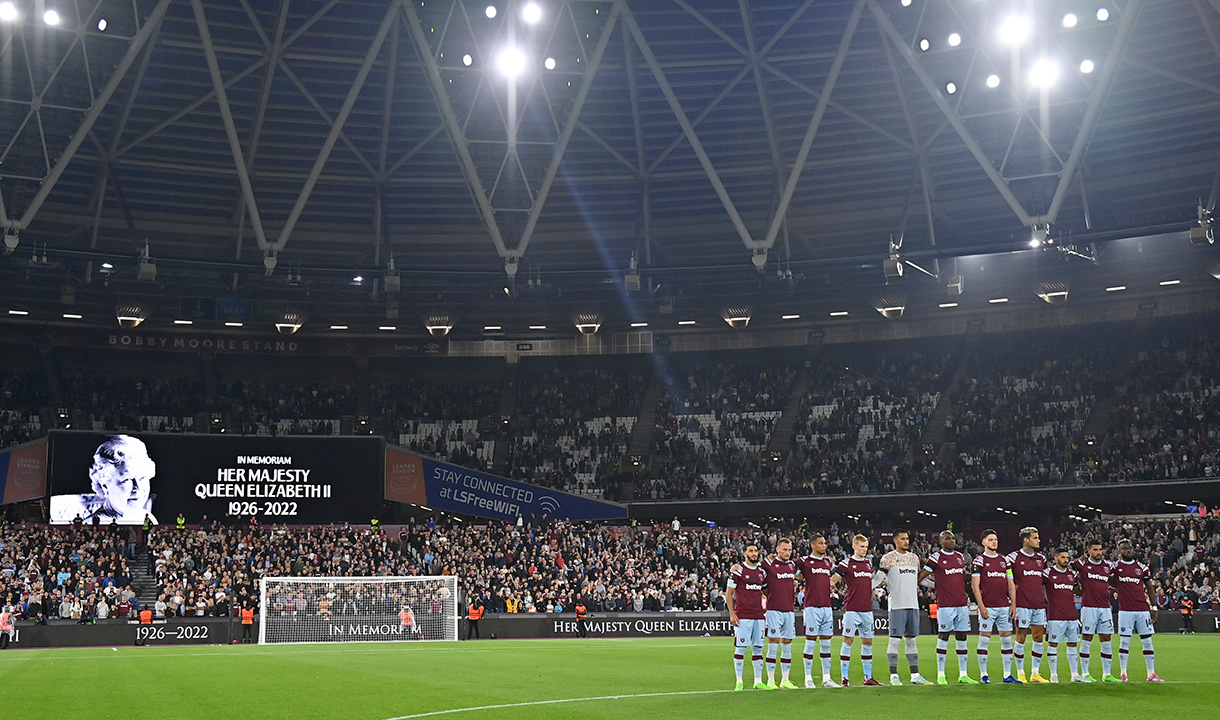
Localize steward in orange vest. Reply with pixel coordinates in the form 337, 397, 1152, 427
575, 601, 589, 638
465, 601, 483, 640
241, 606, 255, 644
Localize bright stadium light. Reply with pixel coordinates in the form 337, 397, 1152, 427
919, 38, 930, 51
522, 2, 542, 24
544, 57, 556, 70
97, 18, 107, 31
44, 8, 60, 25
1029, 59, 1059, 88
1080, 59, 1095, 74
462, 54, 473, 66
1097, 7, 1110, 22
1062, 13, 1077, 28
946, 82, 957, 94
999, 15, 1031, 45
485, 5, 497, 19
948, 33, 961, 47
0, 2, 17, 22
986, 74, 1001, 88
497, 46, 526, 77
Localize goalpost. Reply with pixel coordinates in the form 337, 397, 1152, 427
258, 576, 459, 644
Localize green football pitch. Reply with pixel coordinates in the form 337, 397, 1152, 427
0, 635, 1215, 719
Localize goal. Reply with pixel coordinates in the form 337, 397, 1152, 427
258, 576, 459, 644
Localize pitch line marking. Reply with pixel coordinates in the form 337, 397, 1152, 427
379, 679, 1219, 718
382, 689, 735, 719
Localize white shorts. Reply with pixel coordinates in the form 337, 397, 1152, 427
889, 608, 920, 637
1047, 619, 1080, 644
937, 605, 970, 633
1015, 607, 1047, 629
979, 606, 1013, 634
766, 610, 796, 640
842, 610, 875, 639
1080, 607, 1115, 636
735, 618, 765, 647
803, 606, 834, 637
1117, 611, 1154, 637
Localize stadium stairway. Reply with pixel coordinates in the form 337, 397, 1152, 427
766, 365, 811, 457
130, 546, 161, 606
627, 373, 665, 458
492, 363, 518, 472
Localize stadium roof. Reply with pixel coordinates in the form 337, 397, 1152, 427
2, 0, 1220, 337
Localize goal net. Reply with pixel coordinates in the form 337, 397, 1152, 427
258, 576, 459, 645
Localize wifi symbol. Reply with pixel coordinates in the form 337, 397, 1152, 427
538, 496, 561, 515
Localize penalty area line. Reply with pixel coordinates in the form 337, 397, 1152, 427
382, 689, 735, 719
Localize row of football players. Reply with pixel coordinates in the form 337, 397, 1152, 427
724, 526, 1163, 690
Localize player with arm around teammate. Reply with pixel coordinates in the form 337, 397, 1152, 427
1112, 539, 1165, 683
878, 530, 933, 685
761, 538, 800, 689
832, 534, 883, 686
794, 533, 842, 689
726, 543, 772, 691
1006, 527, 1050, 683
971, 529, 1020, 684
919, 530, 978, 685
1043, 548, 1083, 682
1074, 540, 1119, 682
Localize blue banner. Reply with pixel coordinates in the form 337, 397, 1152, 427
405, 453, 625, 522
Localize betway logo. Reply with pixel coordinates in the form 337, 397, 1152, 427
1118, 575, 1142, 583
1023, 570, 1041, 577
986, 571, 1006, 578
1087, 573, 1109, 583
1053, 583, 1073, 591
853, 571, 872, 578
745, 583, 764, 591
773, 573, 795, 580
942, 567, 964, 575
807, 567, 830, 575
898, 568, 916, 575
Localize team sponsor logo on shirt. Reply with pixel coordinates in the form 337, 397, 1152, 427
986, 571, 1006, 578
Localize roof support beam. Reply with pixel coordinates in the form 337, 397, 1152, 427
762, 0, 866, 251
623, 19, 651, 265
272, 2, 396, 252
114, 58, 267, 158
232, 0, 289, 258
869, 0, 1033, 227
402, 0, 508, 256
15, 0, 172, 231
1040, 0, 1143, 225
738, 0, 784, 192
513, 3, 621, 259
881, 26, 936, 246
622, 5, 758, 251
191, 0, 271, 251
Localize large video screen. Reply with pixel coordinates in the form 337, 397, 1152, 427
49, 432, 382, 525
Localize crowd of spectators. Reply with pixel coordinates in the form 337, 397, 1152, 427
4, 315, 1220, 497
921, 338, 1102, 491
779, 351, 949, 495
0, 521, 140, 624
639, 359, 797, 500
4, 513, 1215, 628
1, 371, 49, 450
505, 364, 643, 497
1078, 323, 1220, 484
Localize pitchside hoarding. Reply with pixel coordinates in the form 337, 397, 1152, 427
48, 432, 381, 524
385, 446, 626, 522
0, 439, 47, 504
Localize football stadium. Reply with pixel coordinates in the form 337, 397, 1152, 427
2, 0, 1220, 717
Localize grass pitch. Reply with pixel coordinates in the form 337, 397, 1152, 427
0, 635, 1215, 719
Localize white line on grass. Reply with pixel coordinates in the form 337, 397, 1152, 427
0, 640, 718, 661
382, 689, 736, 719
